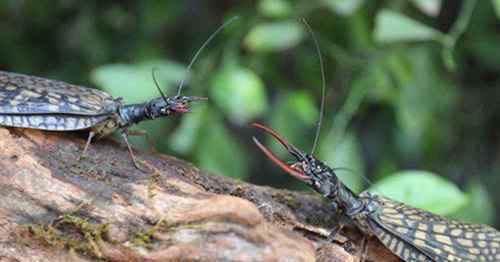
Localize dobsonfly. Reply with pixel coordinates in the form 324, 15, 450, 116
251, 19, 500, 261
0, 17, 238, 170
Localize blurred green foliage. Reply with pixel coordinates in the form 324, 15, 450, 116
1, 0, 500, 226
368, 170, 468, 216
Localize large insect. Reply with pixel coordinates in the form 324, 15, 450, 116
0, 17, 238, 169
252, 20, 500, 262
0, 70, 205, 168
253, 123, 500, 261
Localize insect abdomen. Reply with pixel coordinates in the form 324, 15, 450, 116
0, 71, 121, 132
371, 224, 435, 262
366, 194, 500, 261
0, 114, 109, 131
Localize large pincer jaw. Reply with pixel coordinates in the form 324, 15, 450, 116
251, 123, 311, 181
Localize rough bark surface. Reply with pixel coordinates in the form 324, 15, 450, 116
0, 127, 401, 262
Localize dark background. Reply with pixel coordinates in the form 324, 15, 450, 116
1, 0, 499, 226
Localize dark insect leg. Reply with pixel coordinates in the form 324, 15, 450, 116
358, 237, 368, 262
327, 223, 344, 242
121, 132, 139, 168
126, 129, 157, 153
328, 220, 358, 255
329, 224, 358, 255
327, 211, 351, 242
79, 131, 95, 160
121, 131, 149, 172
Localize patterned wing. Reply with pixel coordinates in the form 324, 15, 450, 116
0, 71, 118, 115
0, 114, 111, 131
365, 219, 435, 262
367, 194, 500, 262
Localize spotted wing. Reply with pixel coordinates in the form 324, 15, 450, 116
365, 220, 435, 262
0, 114, 111, 131
0, 71, 118, 115
369, 194, 500, 262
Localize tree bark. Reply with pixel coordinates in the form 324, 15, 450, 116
0, 127, 400, 262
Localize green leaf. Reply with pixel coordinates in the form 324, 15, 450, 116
196, 114, 248, 180
319, 132, 365, 193
267, 90, 318, 157
374, 9, 443, 43
493, 0, 500, 19
258, 0, 292, 18
168, 104, 208, 154
90, 60, 186, 103
450, 180, 495, 224
321, 0, 364, 16
361, 63, 395, 105
411, 0, 442, 17
391, 48, 458, 159
368, 170, 468, 215
211, 66, 267, 125
244, 21, 305, 52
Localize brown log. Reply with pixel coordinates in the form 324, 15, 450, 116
0, 127, 401, 262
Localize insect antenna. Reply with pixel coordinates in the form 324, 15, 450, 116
176, 16, 240, 97
301, 20, 375, 189
151, 67, 168, 102
301, 18, 327, 155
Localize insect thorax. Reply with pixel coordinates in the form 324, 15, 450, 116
345, 191, 381, 236
91, 117, 121, 138
118, 103, 149, 127
89, 103, 145, 137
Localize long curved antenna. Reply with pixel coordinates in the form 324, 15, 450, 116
301, 18, 326, 155
151, 67, 168, 102
176, 16, 240, 97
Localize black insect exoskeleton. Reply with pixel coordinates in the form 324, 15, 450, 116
253, 122, 500, 262
251, 19, 500, 261
0, 17, 239, 169
0, 70, 206, 168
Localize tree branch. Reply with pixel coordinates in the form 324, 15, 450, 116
0, 127, 399, 261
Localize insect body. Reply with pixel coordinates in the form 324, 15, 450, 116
0, 70, 205, 168
0, 17, 239, 169
252, 123, 500, 261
